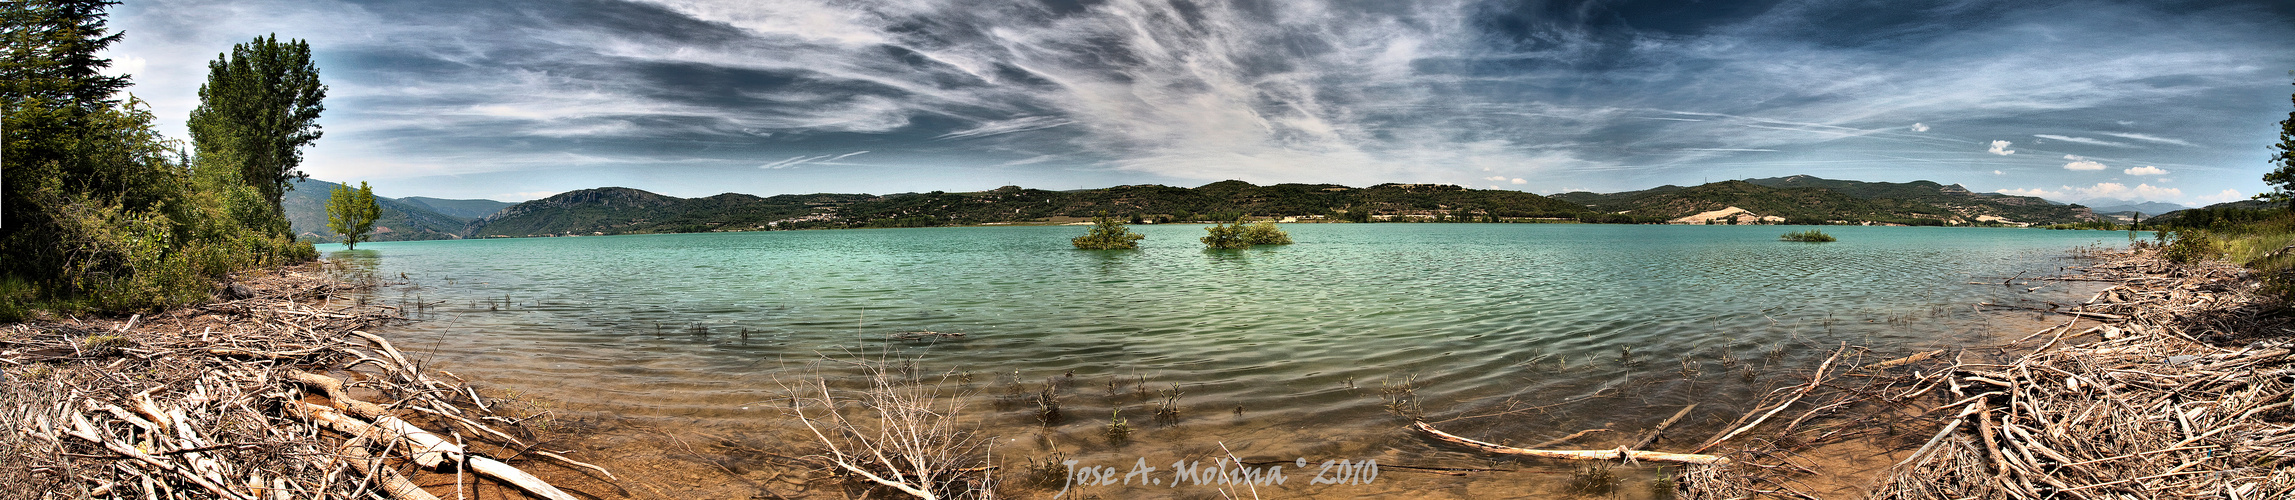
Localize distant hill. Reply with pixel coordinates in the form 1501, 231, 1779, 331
397, 196, 514, 219
283, 179, 491, 242
2150, 199, 2281, 228
1555, 175, 2097, 225
460, 181, 1594, 237
378, 175, 2116, 239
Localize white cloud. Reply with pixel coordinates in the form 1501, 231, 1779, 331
2075, 182, 2181, 200
760, 150, 871, 169
935, 116, 1074, 140
2196, 189, 2245, 204
1992, 170, 2004, 175
2097, 132, 2197, 147
1988, 140, 2015, 155
1997, 187, 2063, 198
2124, 165, 2167, 176
1910, 123, 1929, 132
2034, 134, 2133, 147
2063, 159, 2107, 171
1510, 178, 1527, 185
1484, 175, 1508, 181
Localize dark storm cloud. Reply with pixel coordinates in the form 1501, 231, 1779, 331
101, 0, 2295, 203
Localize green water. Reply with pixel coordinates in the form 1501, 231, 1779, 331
332, 224, 2124, 492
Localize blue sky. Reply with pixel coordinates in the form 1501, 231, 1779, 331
101, 0, 2295, 206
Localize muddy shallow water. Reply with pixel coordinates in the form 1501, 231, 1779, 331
330, 224, 2123, 498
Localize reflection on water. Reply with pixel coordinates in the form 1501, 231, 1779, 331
331, 224, 2122, 497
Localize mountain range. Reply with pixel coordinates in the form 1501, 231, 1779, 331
283, 178, 513, 242
284, 175, 2112, 241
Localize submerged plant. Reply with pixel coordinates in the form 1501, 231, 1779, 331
1103, 409, 1131, 444
1780, 229, 1836, 242
1035, 377, 1065, 425
1072, 211, 1146, 250
1153, 384, 1184, 423
1569, 463, 1618, 495
1379, 375, 1424, 420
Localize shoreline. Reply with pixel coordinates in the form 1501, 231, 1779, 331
0, 261, 620, 500
9, 241, 2270, 499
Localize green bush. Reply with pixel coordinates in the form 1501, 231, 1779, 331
1201, 220, 1250, 249
1072, 212, 1145, 249
2161, 231, 2223, 265
1780, 229, 1836, 242
1201, 218, 1294, 249
1239, 221, 1293, 245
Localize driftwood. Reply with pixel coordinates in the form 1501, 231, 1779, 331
0, 261, 615, 500
1695, 343, 1847, 453
1412, 421, 1731, 465
1631, 404, 1698, 451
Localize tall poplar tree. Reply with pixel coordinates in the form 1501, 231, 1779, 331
188, 34, 326, 227
2261, 78, 2295, 211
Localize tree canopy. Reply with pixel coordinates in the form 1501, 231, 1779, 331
327, 181, 379, 249
2262, 78, 2295, 210
189, 34, 327, 219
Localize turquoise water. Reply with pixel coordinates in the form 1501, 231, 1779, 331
331, 224, 2124, 483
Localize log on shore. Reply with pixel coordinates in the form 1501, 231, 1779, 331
1411, 421, 1731, 466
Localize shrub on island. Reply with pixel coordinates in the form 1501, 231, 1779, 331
1072, 212, 1146, 249
1780, 230, 1836, 242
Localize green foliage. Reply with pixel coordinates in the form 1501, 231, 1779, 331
1071, 212, 1144, 249
188, 33, 326, 219
1201, 218, 1292, 249
1780, 230, 1836, 242
1239, 220, 1292, 245
2043, 221, 2122, 231
2260, 78, 2295, 210
0, 1, 314, 318
1201, 220, 1250, 249
2161, 231, 2223, 265
326, 181, 379, 249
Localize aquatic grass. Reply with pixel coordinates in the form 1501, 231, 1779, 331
1152, 384, 1184, 424
1569, 463, 1618, 495
1033, 377, 1065, 425
1102, 409, 1131, 444
1379, 375, 1424, 420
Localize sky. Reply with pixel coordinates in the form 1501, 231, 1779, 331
100, 0, 2295, 206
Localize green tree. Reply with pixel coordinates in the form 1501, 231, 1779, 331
2261, 78, 2295, 210
1, 1, 313, 318
1072, 211, 1145, 249
327, 181, 379, 249
188, 34, 327, 224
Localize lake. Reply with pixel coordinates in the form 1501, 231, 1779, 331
329, 224, 2129, 498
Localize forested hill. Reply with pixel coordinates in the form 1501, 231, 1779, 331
1555, 175, 2098, 225
283, 179, 510, 242
457, 182, 1590, 237
298, 176, 2108, 240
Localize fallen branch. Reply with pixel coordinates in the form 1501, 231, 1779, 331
1411, 421, 1730, 466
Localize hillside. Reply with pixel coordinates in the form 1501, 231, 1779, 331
397, 196, 514, 219
461, 181, 1593, 237
429, 175, 2117, 239
284, 179, 474, 242
1556, 176, 2099, 225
